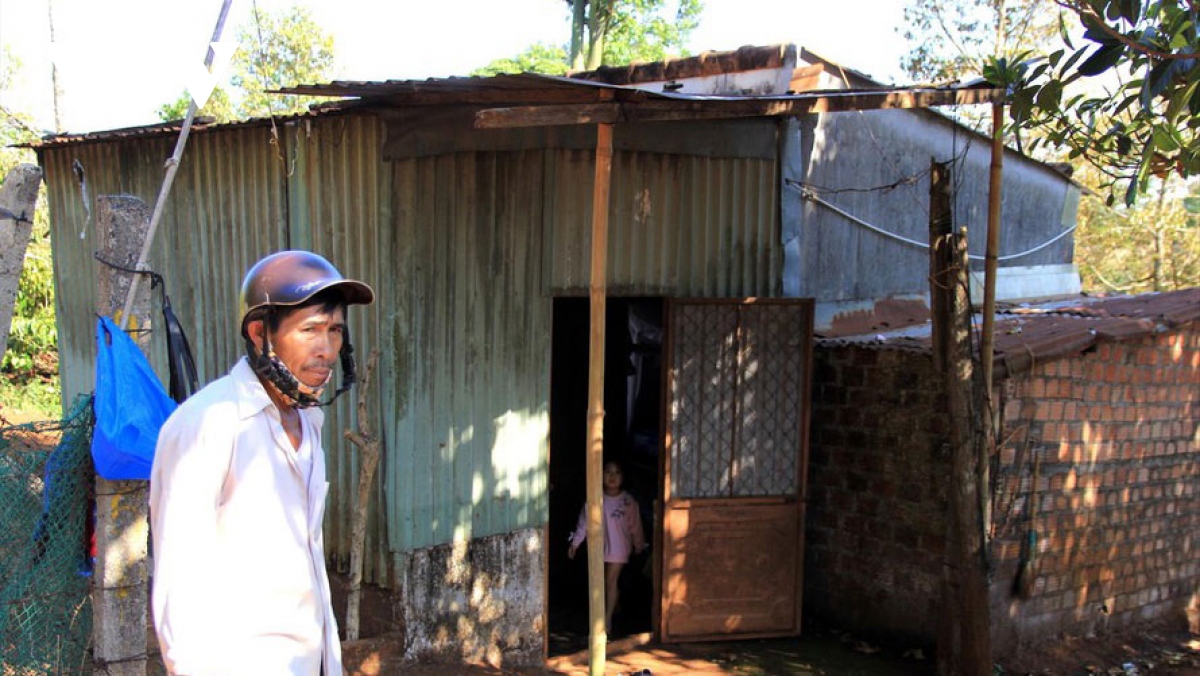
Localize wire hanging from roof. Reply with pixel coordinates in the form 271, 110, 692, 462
788, 179, 1078, 262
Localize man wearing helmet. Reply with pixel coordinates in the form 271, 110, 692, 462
149, 250, 374, 675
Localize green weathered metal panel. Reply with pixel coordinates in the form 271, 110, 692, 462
546, 147, 782, 298
289, 114, 396, 582
43, 126, 291, 412
386, 149, 551, 552
39, 111, 784, 585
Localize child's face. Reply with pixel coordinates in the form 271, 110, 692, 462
603, 463, 623, 492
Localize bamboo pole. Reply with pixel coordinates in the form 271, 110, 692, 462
119, 0, 233, 329
586, 120, 614, 676
980, 101, 1004, 545
343, 348, 382, 641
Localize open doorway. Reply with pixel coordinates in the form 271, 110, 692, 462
547, 296, 664, 655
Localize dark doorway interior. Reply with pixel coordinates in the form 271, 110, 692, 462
548, 297, 664, 654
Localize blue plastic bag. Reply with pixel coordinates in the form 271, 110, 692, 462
91, 316, 177, 480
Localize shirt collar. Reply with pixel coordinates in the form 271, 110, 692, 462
230, 357, 325, 427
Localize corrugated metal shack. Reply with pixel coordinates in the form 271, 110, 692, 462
31, 44, 1083, 665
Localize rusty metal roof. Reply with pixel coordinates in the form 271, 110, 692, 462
24, 109, 335, 149
24, 43, 1003, 148
816, 287, 1200, 377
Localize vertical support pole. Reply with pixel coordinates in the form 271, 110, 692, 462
586, 120, 614, 676
980, 101, 1004, 543
930, 161, 992, 676
93, 195, 153, 676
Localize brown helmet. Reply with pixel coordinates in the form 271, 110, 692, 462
239, 250, 374, 337
239, 250, 374, 408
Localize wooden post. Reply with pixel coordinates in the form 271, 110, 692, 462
586, 120, 614, 676
0, 164, 43, 367
929, 161, 992, 676
343, 349, 382, 641
93, 194, 154, 675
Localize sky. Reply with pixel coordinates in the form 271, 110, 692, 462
0, 0, 910, 134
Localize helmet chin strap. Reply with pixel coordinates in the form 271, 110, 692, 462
245, 312, 358, 409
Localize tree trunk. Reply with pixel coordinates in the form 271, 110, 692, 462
569, 0, 587, 71
929, 160, 993, 676
47, 0, 64, 132
585, 0, 609, 70
0, 164, 43, 368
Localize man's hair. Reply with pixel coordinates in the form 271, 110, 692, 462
246, 288, 348, 335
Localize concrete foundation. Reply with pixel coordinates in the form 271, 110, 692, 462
395, 528, 545, 667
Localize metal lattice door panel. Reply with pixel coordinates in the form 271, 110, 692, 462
666, 300, 811, 500
659, 298, 814, 642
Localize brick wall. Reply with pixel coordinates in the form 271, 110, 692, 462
806, 346, 948, 647
989, 323, 1200, 653
807, 321, 1200, 658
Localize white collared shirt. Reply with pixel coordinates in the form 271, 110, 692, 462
149, 357, 342, 675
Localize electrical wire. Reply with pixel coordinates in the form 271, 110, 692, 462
789, 180, 1078, 263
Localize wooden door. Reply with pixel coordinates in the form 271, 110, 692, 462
657, 299, 813, 642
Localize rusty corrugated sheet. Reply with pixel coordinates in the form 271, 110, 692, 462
815, 288, 1200, 377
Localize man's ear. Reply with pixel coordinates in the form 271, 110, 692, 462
246, 318, 267, 352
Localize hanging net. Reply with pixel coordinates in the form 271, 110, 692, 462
0, 395, 95, 674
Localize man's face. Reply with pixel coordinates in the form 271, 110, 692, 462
252, 304, 346, 389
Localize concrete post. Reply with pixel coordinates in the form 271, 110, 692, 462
92, 194, 152, 676
0, 164, 43, 366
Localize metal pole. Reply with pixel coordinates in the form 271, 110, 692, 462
586, 120, 614, 676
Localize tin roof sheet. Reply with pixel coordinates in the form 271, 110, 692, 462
816, 287, 1200, 376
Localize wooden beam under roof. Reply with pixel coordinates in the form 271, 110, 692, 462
475, 87, 1005, 128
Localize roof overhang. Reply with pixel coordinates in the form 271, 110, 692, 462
282, 72, 1004, 129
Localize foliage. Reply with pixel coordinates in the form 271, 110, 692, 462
1001, 0, 1200, 205
901, 0, 1062, 83
471, 43, 570, 77
1074, 171, 1199, 293
593, 0, 703, 68
0, 53, 59, 418
476, 0, 701, 75
156, 86, 236, 124
0, 48, 41, 175
156, 5, 337, 123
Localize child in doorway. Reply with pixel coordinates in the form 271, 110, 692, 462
568, 459, 647, 634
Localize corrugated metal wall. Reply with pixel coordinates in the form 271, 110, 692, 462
387, 149, 552, 552
547, 148, 781, 298
797, 108, 1077, 301
286, 114, 395, 582
43, 125, 290, 404
39, 110, 786, 582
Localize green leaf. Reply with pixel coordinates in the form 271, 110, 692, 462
1036, 80, 1064, 109
1153, 125, 1181, 152
1182, 196, 1200, 213
1060, 45, 1090, 75
1078, 44, 1125, 76
1060, 12, 1075, 50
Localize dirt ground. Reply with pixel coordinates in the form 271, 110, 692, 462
346, 621, 1200, 676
